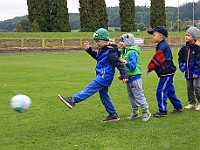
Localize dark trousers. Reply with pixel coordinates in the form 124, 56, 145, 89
186, 78, 200, 105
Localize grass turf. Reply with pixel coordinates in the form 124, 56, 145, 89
0, 50, 199, 150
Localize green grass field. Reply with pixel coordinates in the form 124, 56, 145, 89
1, 50, 200, 150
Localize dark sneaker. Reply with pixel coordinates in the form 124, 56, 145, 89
142, 112, 151, 122
171, 108, 183, 114
153, 111, 167, 117
127, 112, 140, 120
102, 114, 120, 122
58, 94, 75, 109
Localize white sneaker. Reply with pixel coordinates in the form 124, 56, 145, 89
184, 104, 196, 109
195, 104, 200, 110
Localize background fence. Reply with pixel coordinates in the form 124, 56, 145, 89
0, 37, 190, 50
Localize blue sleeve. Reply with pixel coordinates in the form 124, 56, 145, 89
179, 62, 185, 72
178, 46, 186, 72
126, 52, 137, 71
194, 46, 200, 76
86, 47, 97, 60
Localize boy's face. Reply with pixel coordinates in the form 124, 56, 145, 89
185, 32, 195, 44
119, 41, 126, 49
152, 31, 164, 43
95, 40, 108, 48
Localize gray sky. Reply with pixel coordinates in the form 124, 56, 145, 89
0, 0, 198, 21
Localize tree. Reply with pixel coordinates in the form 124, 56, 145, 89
137, 22, 146, 31
27, 0, 50, 31
94, 0, 108, 30
14, 23, 22, 32
79, 0, 93, 31
20, 20, 30, 32
119, 0, 136, 32
27, 0, 71, 32
150, 0, 166, 28
79, 0, 108, 32
50, 0, 71, 32
29, 20, 41, 32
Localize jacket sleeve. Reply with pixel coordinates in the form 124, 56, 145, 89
86, 47, 97, 60
126, 52, 137, 71
147, 49, 165, 72
178, 46, 186, 72
194, 46, 200, 75
108, 49, 128, 79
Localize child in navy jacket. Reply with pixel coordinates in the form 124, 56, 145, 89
146, 26, 183, 117
178, 26, 200, 110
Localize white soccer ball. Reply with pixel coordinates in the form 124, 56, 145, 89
10, 94, 32, 112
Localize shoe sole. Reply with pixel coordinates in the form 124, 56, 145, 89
102, 118, 120, 122
184, 106, 196, 109
128, 115, 140, 120
153, 114, 167, 117
58, 94, 73, 109
171, 109, 183, 114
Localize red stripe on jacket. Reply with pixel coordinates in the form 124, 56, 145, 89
148, 49, 165, 71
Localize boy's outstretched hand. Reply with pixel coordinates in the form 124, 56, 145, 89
193, 74, 198, 78
118, 74, 128, 83
146, 69, 151, 74
84, 41, 90, 50
122, 78, 128, 83
121, 59, 127, 64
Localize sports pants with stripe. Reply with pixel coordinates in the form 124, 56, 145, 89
156, 74, 182, 112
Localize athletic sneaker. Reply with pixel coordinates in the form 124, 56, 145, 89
58, 94, 75, 109
171, 108, 183, 114
102, 114, 120, 122
153, 111, 167, 117
127, 112, 140, 120
142, 112, 151, 122
195, 104, 200, 110
184, 104, 196, 109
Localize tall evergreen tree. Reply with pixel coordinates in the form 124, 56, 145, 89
79, 0, 108, 32
50, 0, 71, 32
119, 0, 136, 32
150, 0, 166, 28
27, 0, 50, 32
93, 0, 108, 30
27, 0, 71, 32
79, 0, 93, 32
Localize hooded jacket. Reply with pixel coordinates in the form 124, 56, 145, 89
120, 45, 142, 82
86, 43, 128, 86
178, 41, 200, 79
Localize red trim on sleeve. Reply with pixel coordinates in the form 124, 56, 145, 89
148, 50, 165, 71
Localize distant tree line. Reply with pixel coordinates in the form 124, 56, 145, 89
1, 1, 200, 32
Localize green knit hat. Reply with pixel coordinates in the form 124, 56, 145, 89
93, 28, 110, 41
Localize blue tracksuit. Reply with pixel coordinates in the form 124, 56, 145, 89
147, 40, 182, 112
72, 44, 128, 115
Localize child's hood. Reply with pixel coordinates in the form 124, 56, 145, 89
108, 43, 118, 50
127, 45, 141, 55
195, 40, 200, 46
